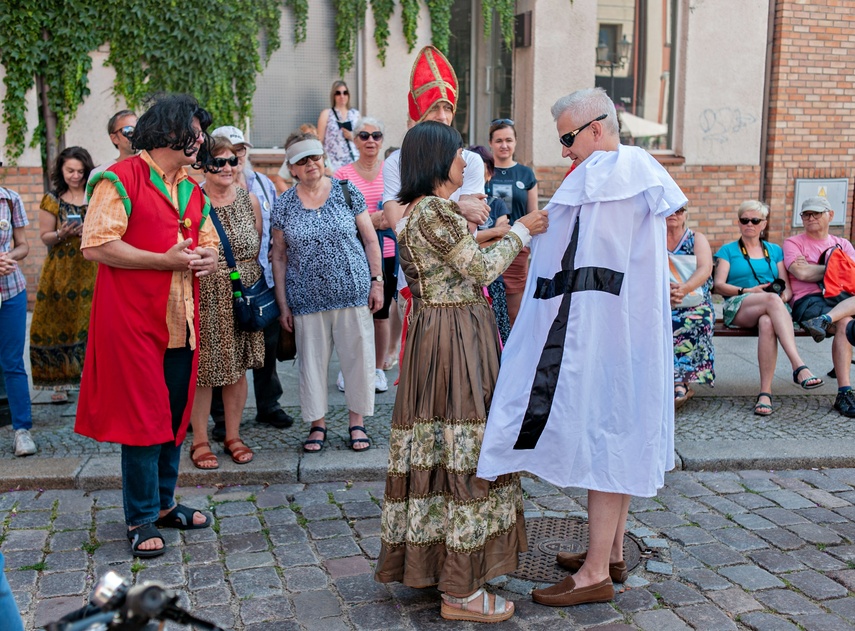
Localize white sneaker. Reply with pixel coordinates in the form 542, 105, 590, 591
375, 368, 388, 393
336, 371, 346, 392
14, 429, 36, 457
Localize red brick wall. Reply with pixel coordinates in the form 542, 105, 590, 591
764, 0, 855, 243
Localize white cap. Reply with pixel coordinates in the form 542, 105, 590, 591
801, 196, 832, 213
211, 125, 253, 148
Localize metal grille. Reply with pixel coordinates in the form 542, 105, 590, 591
510, 517, 642, 584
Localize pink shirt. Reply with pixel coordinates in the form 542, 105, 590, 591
783, 232, 855, 304
334, 163, 395, 258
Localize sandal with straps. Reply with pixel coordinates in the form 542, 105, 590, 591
348, 425, 371, 452
754, 392, 774, 416
127, 522, 166, 558
190, 442, 219, 470
441, 587, 514, 623
793, 365, 823, 390
223, 438, 254, 464
303, 426, 327, 453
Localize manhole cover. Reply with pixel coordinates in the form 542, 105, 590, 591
509, 517, 642, 583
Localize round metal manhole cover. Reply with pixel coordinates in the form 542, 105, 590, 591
509, 516, 642, 584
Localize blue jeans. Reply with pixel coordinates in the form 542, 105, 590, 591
0, 552, 24, 631
0, 291, 31, 431
121, 345, 193, 527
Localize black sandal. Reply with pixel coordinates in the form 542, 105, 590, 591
303, 426, 327, 453
754, 392, 773, 416
793, 365, 823, 390
127, 522, 166, 558
348, 425, 371, 451
155, 503, 211, 530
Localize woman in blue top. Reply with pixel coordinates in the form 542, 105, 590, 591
713, 200, 822, 416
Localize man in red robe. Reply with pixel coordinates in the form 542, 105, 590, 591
77, 94, 219, 557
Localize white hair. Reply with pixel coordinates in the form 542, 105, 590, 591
354, 116, 385, 135
737, 200, 769, 219
551, 88, 619, 136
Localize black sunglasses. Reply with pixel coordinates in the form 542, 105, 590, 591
491, 118, 515, 126
559, 114, 608, 148
211, 156, 239, 168
356, 131, 383, 141
739, 217, 764, 225
113, 125, 134, 138
335, 90, 349, 96
294, 154, 324, 166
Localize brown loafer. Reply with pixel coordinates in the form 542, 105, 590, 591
556, 551, 629, 583
532, 576, 614, 607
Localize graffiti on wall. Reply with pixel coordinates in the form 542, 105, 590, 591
699, 108, 758, 144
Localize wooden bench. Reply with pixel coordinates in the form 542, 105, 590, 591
713, 317, 810, 338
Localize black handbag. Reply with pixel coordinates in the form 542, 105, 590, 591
209, 210, 280, 332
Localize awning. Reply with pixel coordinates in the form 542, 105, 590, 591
619, 112, 668, 138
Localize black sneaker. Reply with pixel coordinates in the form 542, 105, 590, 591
256, 409, 295, 429
801, 316, 830, 343
833, 390, 855, 417
211, 418, 226, 441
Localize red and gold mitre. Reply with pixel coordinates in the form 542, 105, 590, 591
408, 46, 458, 123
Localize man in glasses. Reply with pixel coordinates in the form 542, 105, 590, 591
209, 126, 294, 435
88, 109, 138, 190
479, 87, 687, 607
784, 196, 855, 417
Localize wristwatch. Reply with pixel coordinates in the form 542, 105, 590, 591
371, 275, 383, 283
738, 287, 744, 295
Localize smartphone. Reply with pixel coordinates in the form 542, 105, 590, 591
66, 214, 82, 226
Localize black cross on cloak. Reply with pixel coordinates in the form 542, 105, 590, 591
513, 216, 625, 450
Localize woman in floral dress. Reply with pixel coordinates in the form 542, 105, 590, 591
374, 121, 548, 623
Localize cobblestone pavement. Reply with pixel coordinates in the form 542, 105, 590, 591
8, 468, 855, 630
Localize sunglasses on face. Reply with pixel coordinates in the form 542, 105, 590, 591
356, 131, 383, 141
211, 156, 239, 168
113, 125, 134, 138
800, 211, 827, 221
335, 90, 349, 96
294, 154, 324, 166
739, 217, 764, 225
491, 118, 514, 126
559, 114, 608, 148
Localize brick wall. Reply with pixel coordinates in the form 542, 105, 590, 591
1, 168, 48, 309
764, 0, 855, 243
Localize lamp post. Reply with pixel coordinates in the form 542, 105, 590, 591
597, 34, 631, 100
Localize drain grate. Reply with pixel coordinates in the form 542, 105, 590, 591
509, 517, 642, 584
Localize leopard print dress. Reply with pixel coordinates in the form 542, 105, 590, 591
197, 187, 264, 387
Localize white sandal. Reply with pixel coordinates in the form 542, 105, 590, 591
440, 587, 514, 623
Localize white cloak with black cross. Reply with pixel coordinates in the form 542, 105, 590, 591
477, 144, 686, 498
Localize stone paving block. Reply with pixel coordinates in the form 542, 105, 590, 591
264, 483, 306, 496
267, 524, 309, 546
222, 531, 269, 555
835, 505, 855, 521
255, 491, 291, 509
754, 588, 823, 615
566, 601, 623, 627
240, 596, 295, 625
670, 547, 705, 570
666, 474, 716, 497
38, 571, 87, 597
771, 475, 812, 490
829, 569, 855, 591
43, 550, 89, 573
95, 521, 127, 542
32, 596, 86, 629
712, 526, 769, 551
700, 476, 747, 494
49, 530, 91, 552
183, 542, 219, 565
91, 539, 129, 565
718, 564, 785, 590
348, 601, 410, 631
660, 526, 716, 546
218, 514, 263, 536
729, 492, 778, 510
137, 563, 186, 588
301, 503, 342, 521
8, 510, 52, 529
675, 603, 738, 630
88, 489, 123, 508
786, 569, 849, 600
332, 489, 372, 503
521, 477, 559, 497
826, 597, 855, 624
792, 471, 853, 493
756, 527, 806, 550
739, 611, 801, 630
283, 566, 329, 592
359, 535, 381, 559
732, 513, 778, 530
687, 543, 746, 567
828, 544, 855, 562
342, 501, 382, 519
307, 519, 352, 539
183, 526, 218, 543
214, 485, 266, 499
335, 573, 392, 604
12, 590, 31, 613
648, 580, 706, 606
314, 536, 362, 559
787, 523, 843, 546
194, 605, 235, 631
354, 517, 381, 538
792, 547, 849, 571
790, 613, 855, 631
43, 491, 95, 513
0, 490, 38, 510
797, 507, 850, 523
261, 507, 299, 527
387, 582, 441, 609
700, 495, 749, 516
763, 490, 817, 509
188, 564, 226, 590
273, 543, 319, 568
748, 549, 806, 573
230, 566, 284, 599
214, 500, 256, 517
632, 609, 692, 631
646, 560, 673, 575
614, 586, 657, 611
681, 568, 732, 591
737, 472, 783, 492
692, 512, 735, 530
95, 507, 125, 523
292, 589, 343, 620
535, 493, 584, 512
292, 489, 332, 507
705, 586, 763, 615
2, 529, 48, 551
634, 511, 689, 529
3, 550, 40, 570
245, 621, 303, 631
191, 585, 232, 607
654, 489, 709, 515
630, 496, 663, 512
324, 555, 372, 578
830, 521, 855, 543
756, 507, 810, 526
52, 512, 92, 531
226, 551, 276, 572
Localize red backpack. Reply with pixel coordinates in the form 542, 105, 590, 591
819, 244, 855, 302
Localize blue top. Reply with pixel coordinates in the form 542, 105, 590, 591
271, 178, 370, 316
246, 169, 277, 287
715, 240, 783, 288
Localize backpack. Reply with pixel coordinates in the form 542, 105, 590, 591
819, 244, 855, 302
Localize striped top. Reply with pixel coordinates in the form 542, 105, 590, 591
334, 162, 395, 258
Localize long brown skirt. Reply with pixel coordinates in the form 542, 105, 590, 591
374, 301, 527, 594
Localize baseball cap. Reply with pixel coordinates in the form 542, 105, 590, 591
211, 125, 253, 148
801, 196, 832, 213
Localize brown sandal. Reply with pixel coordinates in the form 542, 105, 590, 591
224, 438, 254, 464
190, 442, 219, 470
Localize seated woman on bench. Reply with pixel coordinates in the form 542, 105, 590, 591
713, 200, 823, 416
